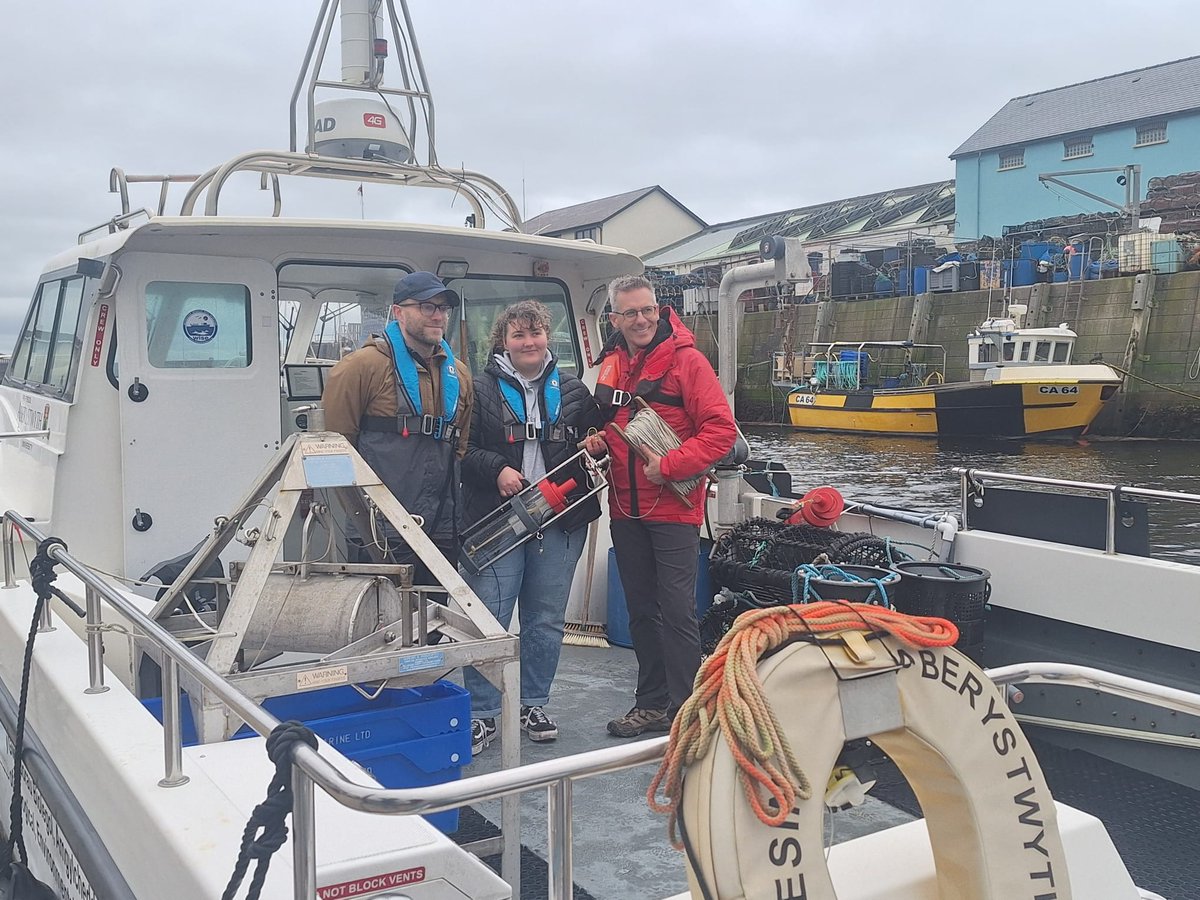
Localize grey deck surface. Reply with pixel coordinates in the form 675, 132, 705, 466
456, 643, 914, 899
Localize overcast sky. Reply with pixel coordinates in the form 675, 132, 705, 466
2, 1, 1196, 352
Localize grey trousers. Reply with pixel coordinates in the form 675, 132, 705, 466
610, 519, 702, 714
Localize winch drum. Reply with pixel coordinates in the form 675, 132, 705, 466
243, 573, 403, 659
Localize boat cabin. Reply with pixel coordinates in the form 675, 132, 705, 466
0, 214, 636, 584
967, 305, 1079, 382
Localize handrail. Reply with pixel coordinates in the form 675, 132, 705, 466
0, 675, 137, 899
955, 467, 1200, 555
1, 509, 662, 898
176, 150, 522, 228
0, 431, 49, 441
987, 663, 1200, 719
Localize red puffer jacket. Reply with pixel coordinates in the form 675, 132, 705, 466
597, 309, 736, 525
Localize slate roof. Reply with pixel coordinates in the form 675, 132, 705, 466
952, 55, 1200, 158
519, 186, 704, 236
644, 180, 955, 268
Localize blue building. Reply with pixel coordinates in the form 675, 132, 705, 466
952, 56, 1200, 240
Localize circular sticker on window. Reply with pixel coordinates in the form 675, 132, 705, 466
182, 309, 218, 344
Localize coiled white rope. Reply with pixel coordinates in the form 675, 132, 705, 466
622, 406, 704, 494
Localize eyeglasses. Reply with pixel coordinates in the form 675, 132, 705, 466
611, 305, 659, 322
399, 301, 454, 318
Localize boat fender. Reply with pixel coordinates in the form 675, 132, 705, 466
680, 635, 1072, 899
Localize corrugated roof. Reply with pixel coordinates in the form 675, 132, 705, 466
519, 185, 704, 236
952, 55, 1200, 157
644, 180, 955, 267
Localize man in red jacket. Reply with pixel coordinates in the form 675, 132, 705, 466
589, 274, 736, 736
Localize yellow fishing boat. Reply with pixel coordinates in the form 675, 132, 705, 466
778, 312, 1123, 438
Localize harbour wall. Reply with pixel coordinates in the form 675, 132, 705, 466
683, 270, 1200, 437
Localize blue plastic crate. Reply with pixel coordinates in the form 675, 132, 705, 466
354, 730, 471, 832
264, 682, 469, 753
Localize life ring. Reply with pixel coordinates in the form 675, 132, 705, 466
680, 634, 1072, 899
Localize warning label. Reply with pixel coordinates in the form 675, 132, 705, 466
318, 867, 426, 898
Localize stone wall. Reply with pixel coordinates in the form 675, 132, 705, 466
684, 270, 1200, 437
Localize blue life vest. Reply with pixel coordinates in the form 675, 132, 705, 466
384, 322, 460, 439
498, 364, 572, 445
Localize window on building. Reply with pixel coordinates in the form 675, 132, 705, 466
998, 148, 1024, 171
145, 281, 253, 368
1063, 137, 1093, 159
1135, 122, 1167, 147
574, 227, 599, 241
4, 276, 91, 400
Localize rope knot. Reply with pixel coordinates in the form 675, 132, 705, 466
29, 537, 67, 601
222, 721, 318, 900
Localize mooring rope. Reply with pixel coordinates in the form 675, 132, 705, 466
620, 406, 704, 494
647, 601, 959, 848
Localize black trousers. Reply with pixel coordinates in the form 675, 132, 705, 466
610, 519, 701, 714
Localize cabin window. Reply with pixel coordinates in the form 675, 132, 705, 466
4, 276, 89, 400
145, 282, 252, 368
977, 343, 996, 364
445, 276, 580, 378
1018, 342, 1031, 362
1052, 342, 1070, 363
1034, 341, 1051, 362
1002, 342, 1015, 362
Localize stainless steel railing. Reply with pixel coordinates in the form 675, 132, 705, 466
955, 467, 1200, 555
6, 507, 1200, 900
1, 509, 666, 899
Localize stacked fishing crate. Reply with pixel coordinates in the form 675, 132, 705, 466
144, 680, 471, 832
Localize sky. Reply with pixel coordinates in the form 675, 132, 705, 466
1, 1, 1197, 352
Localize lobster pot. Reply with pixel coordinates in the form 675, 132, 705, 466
244, 574, 402, 658
797, 565, 899, 605
889, 562, 990, 648
708, 518, 907, 605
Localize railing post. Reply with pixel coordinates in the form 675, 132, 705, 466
3, 518, 16, 589
158, 659, 190, 787
292, 761, 317, 899
84, 586, 109, 694
546, 779, 573, 900
1106, 485, 1120, 555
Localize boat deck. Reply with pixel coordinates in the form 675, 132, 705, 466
457, 643, 912, 898
456, 643, 1199, 899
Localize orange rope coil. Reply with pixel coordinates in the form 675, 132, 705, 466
647, 601, 958, 848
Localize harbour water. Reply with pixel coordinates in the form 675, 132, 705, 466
745, 429, 1200, 564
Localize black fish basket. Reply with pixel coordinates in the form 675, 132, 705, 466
889, 561, 991, 647
709, 518, 911, 606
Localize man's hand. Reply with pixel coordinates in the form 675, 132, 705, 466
640, 445, 666, 485
581, 431, 609, 458
496, 466, 525, 498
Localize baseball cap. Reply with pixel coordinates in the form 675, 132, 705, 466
393, 271, 461, 307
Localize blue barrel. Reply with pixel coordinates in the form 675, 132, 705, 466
606, 542, 714, 649
913, 266, 928, 294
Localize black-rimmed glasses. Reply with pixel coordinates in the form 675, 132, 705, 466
398, 301, 454, 317
611, 305, 659, 321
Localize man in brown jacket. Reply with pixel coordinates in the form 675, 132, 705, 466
323, 272, 473, 580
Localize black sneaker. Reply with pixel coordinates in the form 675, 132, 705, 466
606, 706, 670, 738
520, 705, 559, 742
470, 717, 496, 757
